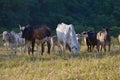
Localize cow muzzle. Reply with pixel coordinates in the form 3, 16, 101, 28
3, 39, 5, 42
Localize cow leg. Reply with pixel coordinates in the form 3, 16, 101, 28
87, 45, 90, 52
52, 45, 55, 53
31, 40, 35, 55
28, 46, 31, 55
96, 45, 99, 52
50, 41, 55, 53
87, 46, 89, 52
15, 45, 17, 54
50, 37, 54, 52
63, 42, 66, 54
28, 47, 31, 55
108, 43, 111, 52
56, 42, 63, 55
25, 40, 30, 54
90, 45, 92, 52
9, 45, 14, 54
10, 47, 13, 54
88, 46, 90, 52
97, 44, 100, 52
60, 44, 63, 55
118, 42, 120, 49
24, 41, 28, 53
119, 43, 120, 49
99, 44, 102, 52
97, 41, 100, 52
41, 43, 44, 55
23, 46, 26, 53
20, 47, 22, 53
28, 42, 31, 55
92, 45, 94, 52
47, 41, 51, 54
103, 45, 106, 52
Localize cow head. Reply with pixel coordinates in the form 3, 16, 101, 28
71, 44, 80, 54
81, 31, 88, 38
19, 24, 30, 37
21, 27, 27, 38
2, 31, 10, 42
19, 24, 25, 32
21, 26, 34, 40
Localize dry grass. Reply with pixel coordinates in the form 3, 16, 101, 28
0, 45, 120, 80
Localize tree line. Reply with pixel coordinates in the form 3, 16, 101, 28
0, 0, 120, 36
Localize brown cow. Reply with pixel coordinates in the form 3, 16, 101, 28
97, 28, 111, 52
21, 25, 51, 55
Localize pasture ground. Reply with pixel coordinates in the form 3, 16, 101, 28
0, 45, 120, 80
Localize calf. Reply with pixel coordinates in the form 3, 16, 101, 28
50, 36, 71, 53
2, 31, 25, 54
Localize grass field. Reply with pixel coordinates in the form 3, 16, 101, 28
0, 45, 120, 80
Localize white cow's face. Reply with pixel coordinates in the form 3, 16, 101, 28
71, 45, 80, 54
2, 31, 9, 42
82, 32, 88, 38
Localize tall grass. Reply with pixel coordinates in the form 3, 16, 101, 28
0, 45, 120, 80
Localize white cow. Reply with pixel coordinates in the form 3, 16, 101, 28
2, 31, 25, 54
56, 23, 80, 54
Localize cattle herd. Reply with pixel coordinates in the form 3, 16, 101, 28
0, 22, 120, 55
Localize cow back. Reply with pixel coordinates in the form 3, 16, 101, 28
34, 25, 51, 40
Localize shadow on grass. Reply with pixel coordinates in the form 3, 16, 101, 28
57, 47, 120, 60
0, 46, 120, 62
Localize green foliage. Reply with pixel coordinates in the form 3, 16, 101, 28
11, 27, 20, 33
0, 27, 7, 33
111, 26, 120, 37
0, 0, 119, 36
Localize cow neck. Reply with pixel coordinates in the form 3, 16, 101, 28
8, 33, 15, 43
70, 27, 78, 46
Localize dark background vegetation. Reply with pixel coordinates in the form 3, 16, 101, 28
0, 0, 120, 36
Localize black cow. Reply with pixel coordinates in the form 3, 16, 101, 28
82, 31, 97, 52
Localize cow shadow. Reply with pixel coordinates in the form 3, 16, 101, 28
0, 46, 120, 62
56, 45, 120, 60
